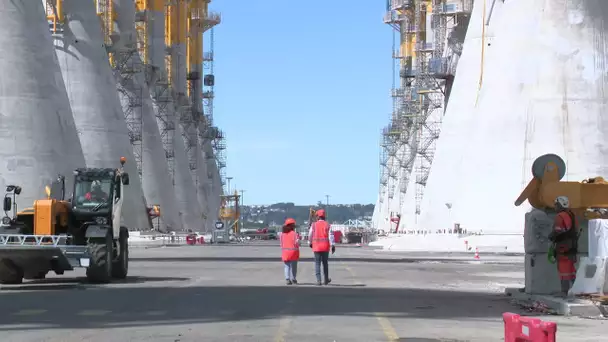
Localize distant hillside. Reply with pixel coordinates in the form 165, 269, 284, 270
242, 203, 374, 228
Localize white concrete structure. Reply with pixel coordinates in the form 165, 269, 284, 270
0, 1, 86, 206
419, 0, 505, 232
113, 0, 182, 231
371, 197, 381, 229
186, 125, 209, 227
374, 153, 400, 232
147, 5, 203, 231
374, 1, 471, 234
422, 0, 608, 233
174, 124, 204, 230
195, 139, 210, 228
201, 137, 223, 226
51, 0, 151, 230
389, 154, 405, 232
369, 232, 523, 254
398, 163, 419, 232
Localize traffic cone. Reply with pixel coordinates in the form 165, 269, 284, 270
474, 247, 480, 260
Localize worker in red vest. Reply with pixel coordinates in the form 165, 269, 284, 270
309, 209, 335, 286
281, 218, 300, 285
548, 196, 579, 296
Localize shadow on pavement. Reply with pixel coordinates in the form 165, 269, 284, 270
131, 256, 497, 264
294, 282, 366, 287
201, 243, 371, 249
0, 276, 188, 291
0, 284, 524, 330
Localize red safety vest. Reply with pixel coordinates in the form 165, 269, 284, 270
280, 230, 300, 261
554, 211, 578, 254
311, 220, 331, 252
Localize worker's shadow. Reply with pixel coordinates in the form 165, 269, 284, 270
292, 282, 366, 287
0, 275, 188, 291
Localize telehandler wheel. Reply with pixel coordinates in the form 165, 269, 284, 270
86, 230, 113, 284
0, 259, 23, 285
24, 271, 47, 280
111, 228, 129, 279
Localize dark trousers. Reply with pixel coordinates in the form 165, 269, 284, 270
314, 251, 330, 282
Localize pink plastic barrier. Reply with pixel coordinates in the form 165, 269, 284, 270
503, 312, 557, 342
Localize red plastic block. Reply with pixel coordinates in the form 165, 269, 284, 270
503, 312, 557, 342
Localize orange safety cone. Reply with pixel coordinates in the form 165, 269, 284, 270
474, 247, 480, 260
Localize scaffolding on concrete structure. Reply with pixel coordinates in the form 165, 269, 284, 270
99, 3, 146, 179
96, 0, 189, 232
188, 1, 219, 189
413, 0, 472, 215
193, 5, 222, 175
382, 0, 473, 220
203, 27, 227, 191
383, 0, 418, 211
134, 0, 177, 183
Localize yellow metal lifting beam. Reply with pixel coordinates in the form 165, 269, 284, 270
515, 154, 608, 219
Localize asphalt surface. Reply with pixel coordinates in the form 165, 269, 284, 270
0, 242, 606, 341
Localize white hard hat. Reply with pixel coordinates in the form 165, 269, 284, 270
555, 196, 570, 208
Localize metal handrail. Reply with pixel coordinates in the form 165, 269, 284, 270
0, 234, 69, 247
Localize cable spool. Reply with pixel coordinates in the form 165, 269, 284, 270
531, 154, 566, 180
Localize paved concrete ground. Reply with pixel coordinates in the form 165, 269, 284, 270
0, 242, 606, 341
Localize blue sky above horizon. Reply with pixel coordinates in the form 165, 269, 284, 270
207, 0, 393, 206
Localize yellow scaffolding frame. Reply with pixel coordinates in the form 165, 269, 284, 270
165, 0, 187, 90
134, 0, 148, 64
44, 0, 63, 34
95, 0, 115, 65
219, 191, 241, 233
187, 0, 204, 69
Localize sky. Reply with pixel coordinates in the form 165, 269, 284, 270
207, 0, 393, 206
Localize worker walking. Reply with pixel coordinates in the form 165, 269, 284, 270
549, 196, 579, 297
280, 218, 300, 285
309, 209, 335, 286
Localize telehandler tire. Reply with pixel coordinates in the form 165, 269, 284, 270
24, 271, 47, 280
111, 227, 129, 279
0, 259, 23, 285
86, 230, 113, 284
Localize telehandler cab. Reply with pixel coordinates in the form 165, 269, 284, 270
0, 157, 131, 284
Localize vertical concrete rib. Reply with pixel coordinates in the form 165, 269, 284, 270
419, 0, 504, 232
0, 1, 85, 206
188, 125, 209, 226
189, 0, 212, 228
146, 3, 202, 231
51, 0, 150, 230
174, 123, 203, 230
167, 2, 207, 225
210, 155, 223, 226
200, 137, 220, 227
113, 0, 181, 231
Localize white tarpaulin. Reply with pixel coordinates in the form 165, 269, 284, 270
588, 219, 608, 259
570, 257, 608, 296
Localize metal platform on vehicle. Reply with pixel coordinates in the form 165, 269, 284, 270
0, 234, 91, 270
